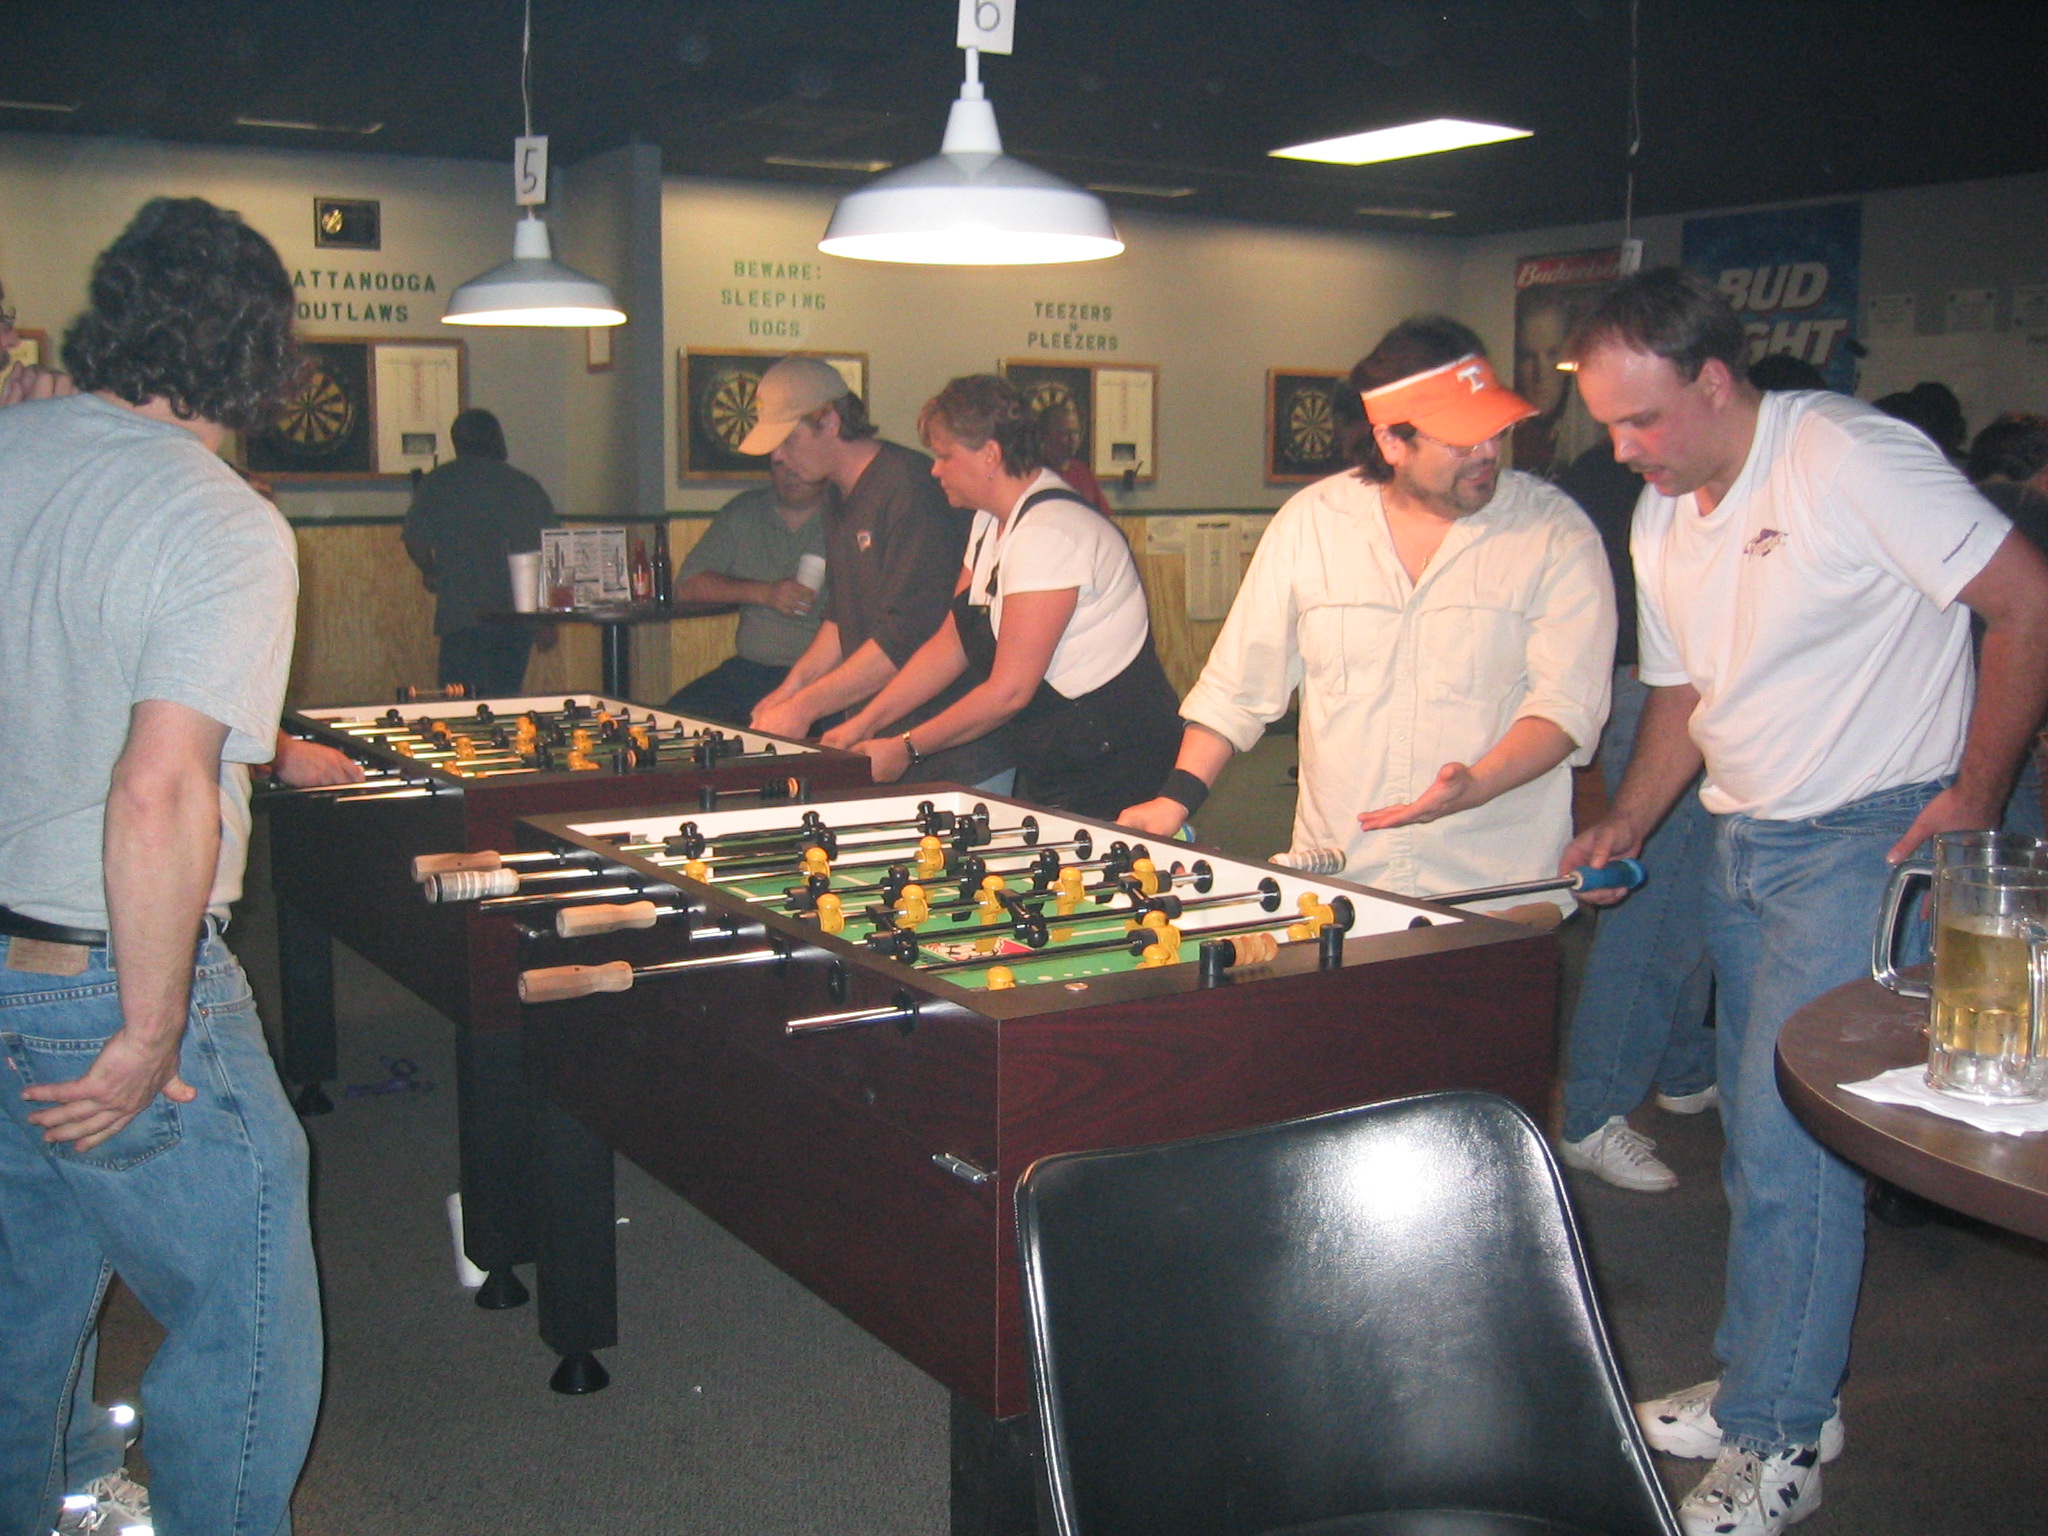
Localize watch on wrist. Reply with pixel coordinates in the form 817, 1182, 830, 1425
901, 733, 925, 767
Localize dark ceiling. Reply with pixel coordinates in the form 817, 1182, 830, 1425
7, 1, 2046, 238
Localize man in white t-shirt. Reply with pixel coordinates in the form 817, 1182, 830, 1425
1121, 316, 1615, 920
1563, 268, 2048, 1535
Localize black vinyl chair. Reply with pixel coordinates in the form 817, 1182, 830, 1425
1015, 1092, 1679, 1536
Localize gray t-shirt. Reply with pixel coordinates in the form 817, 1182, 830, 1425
0, 394, 299, 928
680, 485, 830, 667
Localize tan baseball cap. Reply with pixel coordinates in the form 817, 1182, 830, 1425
738, 356, 853, 455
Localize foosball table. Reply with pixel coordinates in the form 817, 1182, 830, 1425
422, 782, 1562, 1529
261, 692, 872, 1307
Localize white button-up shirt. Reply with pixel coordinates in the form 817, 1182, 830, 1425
1180, 468, 1615, 910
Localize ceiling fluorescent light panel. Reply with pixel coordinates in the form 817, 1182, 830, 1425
1273, 117, 1530, 166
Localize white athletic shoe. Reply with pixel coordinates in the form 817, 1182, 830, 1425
1656, 1083, 1721, 1115
55, 1470, 151, 1534
1678, 1442, 1822, 1535
1637, 1379, 1844, 1463
1559, 1116, 1678, 1192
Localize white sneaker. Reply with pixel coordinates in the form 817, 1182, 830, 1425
1638, 1379, 1844, 1463
55, 1470, 151, 1535
1560, 1116, 1678, 1192
1656, 1083, 1721, 1115
1678, 1442, 1822, 1535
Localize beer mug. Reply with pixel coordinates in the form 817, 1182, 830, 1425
1872, 830, 2047, 999
1924, 865, 2048, 1102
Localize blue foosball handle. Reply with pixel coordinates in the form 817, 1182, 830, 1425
1569, 858, 1646, 893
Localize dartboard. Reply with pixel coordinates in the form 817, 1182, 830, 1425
1286, 386, 1336, 460
707, 373, 760, 450
1022, 380, 1079, 437
273, 366, 355, 449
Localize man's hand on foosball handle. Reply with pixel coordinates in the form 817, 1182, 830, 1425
269, 734, 366, 788
24, 1029, 196, 1152
1557, 816, 1647, 908
852, 736, 911, 783
1116, 798, 1190, 838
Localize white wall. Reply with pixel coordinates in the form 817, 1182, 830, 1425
0, 131, 577, 518
1453, 170, 2048, 427
661, 178, 1460, 510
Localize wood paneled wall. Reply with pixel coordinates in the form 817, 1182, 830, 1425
286, 516, 1230, 711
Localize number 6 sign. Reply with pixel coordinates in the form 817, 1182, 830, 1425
957, 0, 1015, 55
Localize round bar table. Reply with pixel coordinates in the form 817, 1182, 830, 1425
485, 601, 737, 701
1776, 979, 2048, 1243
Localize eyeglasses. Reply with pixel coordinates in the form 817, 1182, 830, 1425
1409, 427, 1507, 458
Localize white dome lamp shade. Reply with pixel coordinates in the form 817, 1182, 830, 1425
443, 213, 626, 327
820, 49, 1122, 266
441, 0, 626, 328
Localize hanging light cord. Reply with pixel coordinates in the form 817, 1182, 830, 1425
1623, 0, 1641, 246
521, 0, 534, 139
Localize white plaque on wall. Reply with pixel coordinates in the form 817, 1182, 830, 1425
374, 342, 464, 473
1093, 365, 1156, 483
1185, 517, 1241, 621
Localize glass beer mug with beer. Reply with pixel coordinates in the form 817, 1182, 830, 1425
1907, 866, 2048, 1102
1872, 830, 2047, 999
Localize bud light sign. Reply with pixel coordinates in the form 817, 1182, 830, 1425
1682, 201, 1862, 391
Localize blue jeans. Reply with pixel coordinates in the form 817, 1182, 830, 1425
665, 655, 791, 727
1702, 779, 1941, 1454
0, 930, 322, 1536
1561, 670, 1718, 1141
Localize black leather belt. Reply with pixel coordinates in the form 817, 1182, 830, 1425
0, 906, 109, 948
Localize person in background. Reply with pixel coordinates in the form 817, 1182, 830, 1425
663, 458, 832, 726
1966, 413, 2048, 835
1745, 354, 1828, 392
1035, 401, 1110, 514
0, 196, 324, 1536
1872, 379, 1968, 466
1121, 317, 1615, 925
0, 280, 75, 406
402, 407, 557, 697
822, 375, 1178, 818
747, 356, 1012, 790
1564, 267, 2048, 1534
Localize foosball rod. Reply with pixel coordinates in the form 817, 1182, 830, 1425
913, 902, 1344, 976
647, 806, 983, 868
665, 824, 1089, 881
518, 942, 786, 1002
828, 844, 1167, 912
1431, 859, 1647, 907
865, 859, 1220, 933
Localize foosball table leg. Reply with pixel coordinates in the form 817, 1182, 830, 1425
535, 1095, 617, 1394
948, 1395, 1046, 1536
457, 1030, 539, 1311
275, 900, 337, 1116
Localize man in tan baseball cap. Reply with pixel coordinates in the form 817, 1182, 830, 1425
746, 357, 1015, 790
736, 356, 855, 457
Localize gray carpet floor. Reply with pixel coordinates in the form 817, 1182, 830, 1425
89, 734, 2048, 1533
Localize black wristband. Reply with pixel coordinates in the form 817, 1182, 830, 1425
1159, 768, 1210, 816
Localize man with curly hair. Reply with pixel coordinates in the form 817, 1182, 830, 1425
0, 198, 323, 1536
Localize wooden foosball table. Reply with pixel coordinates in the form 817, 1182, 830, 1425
260, 692, 871, 1310
421, 782, 1561, 1531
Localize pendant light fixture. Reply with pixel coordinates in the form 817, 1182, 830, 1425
443, 0, 626, 327
818, 2, 1121, 266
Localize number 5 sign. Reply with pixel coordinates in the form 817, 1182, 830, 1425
957, 0, 1015, 55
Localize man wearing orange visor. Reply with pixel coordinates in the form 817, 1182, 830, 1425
1122, 316, 1615, 921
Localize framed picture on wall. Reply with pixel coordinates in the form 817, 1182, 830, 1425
1093, 364, 1157, 486
243, 336, 468, 478
680, 347, 869, 480
1000, 360, 1095, 466
1266, 369, 1350, 483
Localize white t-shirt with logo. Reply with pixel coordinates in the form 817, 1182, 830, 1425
1635, 389, 2011, 819
964, 472, 1150, 698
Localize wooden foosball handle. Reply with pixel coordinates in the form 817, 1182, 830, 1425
518, 961, 635, 1003
412, 850, 503, 881
555, 901, 661, 939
